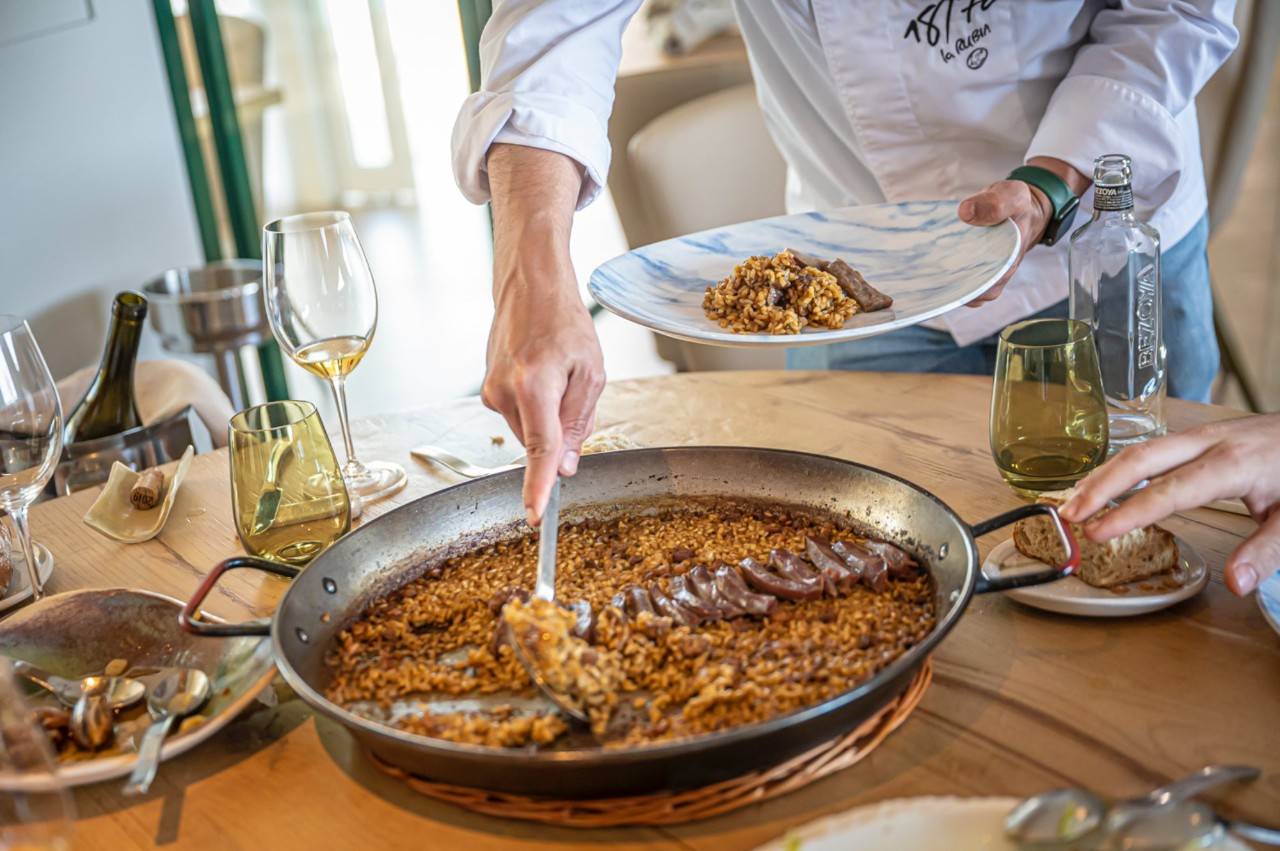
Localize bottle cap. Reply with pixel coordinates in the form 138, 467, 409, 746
112, 291, 148, 321
1092, 154, 1133, 211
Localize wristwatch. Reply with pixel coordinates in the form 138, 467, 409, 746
1007, 165, 1080, 246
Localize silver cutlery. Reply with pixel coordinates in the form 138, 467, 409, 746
69, 678, 114, 750
410, 445, 521, 479
503, 477, 589, 724
1006, 763, 1263, 848
123, 668, 210, 796
12, 659, 144, 710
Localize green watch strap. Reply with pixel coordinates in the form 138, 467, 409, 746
1007, 165, 1080, 246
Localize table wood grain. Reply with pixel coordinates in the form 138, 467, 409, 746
26, 372, 1278, 850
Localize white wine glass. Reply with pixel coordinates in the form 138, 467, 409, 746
0, 317, 62, 601
262, 211, 407, 502
0, 658, 75, 850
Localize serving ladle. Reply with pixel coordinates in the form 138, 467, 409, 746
502, 478, 591, 725
12, 659, 145, 711
1005, 763, 1260, 847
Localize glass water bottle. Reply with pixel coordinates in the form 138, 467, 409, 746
1068, 154, 1166, 451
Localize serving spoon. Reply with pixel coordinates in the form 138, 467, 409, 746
70, 678, 114, 750
1005, 763, 1260, 847
502, 478, 591, 725
12, 659, 145, 710
123, 668, 210, 796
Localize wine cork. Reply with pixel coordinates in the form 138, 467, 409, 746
130, 469, 164, 510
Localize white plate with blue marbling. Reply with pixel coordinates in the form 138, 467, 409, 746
1258, 570, 1280, 639
589, 200, 1020, 348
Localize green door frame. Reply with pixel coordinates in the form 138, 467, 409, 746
152, 0, 290, 402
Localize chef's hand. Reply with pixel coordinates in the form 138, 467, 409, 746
484, 144, 606, 527
957, 156, 1088, 307
1060, 414, 1280, 596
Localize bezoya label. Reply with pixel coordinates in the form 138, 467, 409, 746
1094, 182, 1134, 211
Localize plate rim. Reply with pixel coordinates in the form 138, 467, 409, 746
0, 587, 277, 791
981, 536, 1208, 617
588, 201, 1021, 348
753, 796, 1021, 850
0, 541, 55, 613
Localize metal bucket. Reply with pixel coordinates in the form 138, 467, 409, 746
141, 261, 270, 354
142, 261, 272, 409
48, 406, 212, 497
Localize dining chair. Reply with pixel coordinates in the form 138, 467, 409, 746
1196, 0, 1278, 411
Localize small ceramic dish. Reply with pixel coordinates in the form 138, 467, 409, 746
982, 537, 1208, 617
0, 587, 275, 790
0, 541, 55, 614
83, 445, 194, 543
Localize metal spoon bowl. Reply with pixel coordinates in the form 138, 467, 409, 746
501, 477, 592, 725
13, 660, 145, 710
1102, 799, 1280, 850
69, 679, 114, 750
1103, 764, 1260, 836
122, 668, 210, 796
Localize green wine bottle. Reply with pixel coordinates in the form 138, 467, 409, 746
63, 291, 148, 444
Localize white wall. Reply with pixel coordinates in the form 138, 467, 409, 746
0, 0, 205, 379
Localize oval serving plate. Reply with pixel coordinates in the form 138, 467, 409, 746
588, 200, 1020, 348
982, 536, 1208, 618
0, 587, 275, 790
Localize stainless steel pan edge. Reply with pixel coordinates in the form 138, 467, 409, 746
180, 447, 1077, 797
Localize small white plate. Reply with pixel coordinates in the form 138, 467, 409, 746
1257, 570, 1280, 639
982, 537, 1207, 617
0, 542, 54, 614
588, 200, 1019, 348
753, 796, 1250, 851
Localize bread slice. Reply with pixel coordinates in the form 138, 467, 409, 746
1012, 494, 1178, 588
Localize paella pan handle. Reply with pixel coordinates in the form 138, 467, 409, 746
178, 556, 300, 637
969, 504, 1080, 594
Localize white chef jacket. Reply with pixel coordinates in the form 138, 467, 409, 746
452, 1, 1237, 346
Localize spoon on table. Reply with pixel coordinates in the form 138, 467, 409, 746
122, 668, 210, 796
12, 659, 145, 710
1005, 763, 1260, 847
502, 478, 591, 725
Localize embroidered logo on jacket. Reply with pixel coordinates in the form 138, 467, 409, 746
902, 0, 997, 69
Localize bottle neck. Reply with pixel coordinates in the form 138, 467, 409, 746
1092, 181, 1134, 221
97, 312, 144, 387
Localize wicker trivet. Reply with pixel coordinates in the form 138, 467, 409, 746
366, 660, 931, 828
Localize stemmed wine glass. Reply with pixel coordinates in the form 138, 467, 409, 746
0, 317, 63, 601
0, 658, 75, 850
262, 211, 407, 502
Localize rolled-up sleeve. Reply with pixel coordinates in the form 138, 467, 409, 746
452, 0, 643, 210
1026, 0, 1237, 211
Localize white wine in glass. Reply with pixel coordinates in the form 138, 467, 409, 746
262, 211, 407, 502
0, 316, 63, 601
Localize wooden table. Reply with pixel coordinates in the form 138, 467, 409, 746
30, 372, 1278, 849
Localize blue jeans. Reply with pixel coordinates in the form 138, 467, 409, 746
787, 216, 1218, 402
